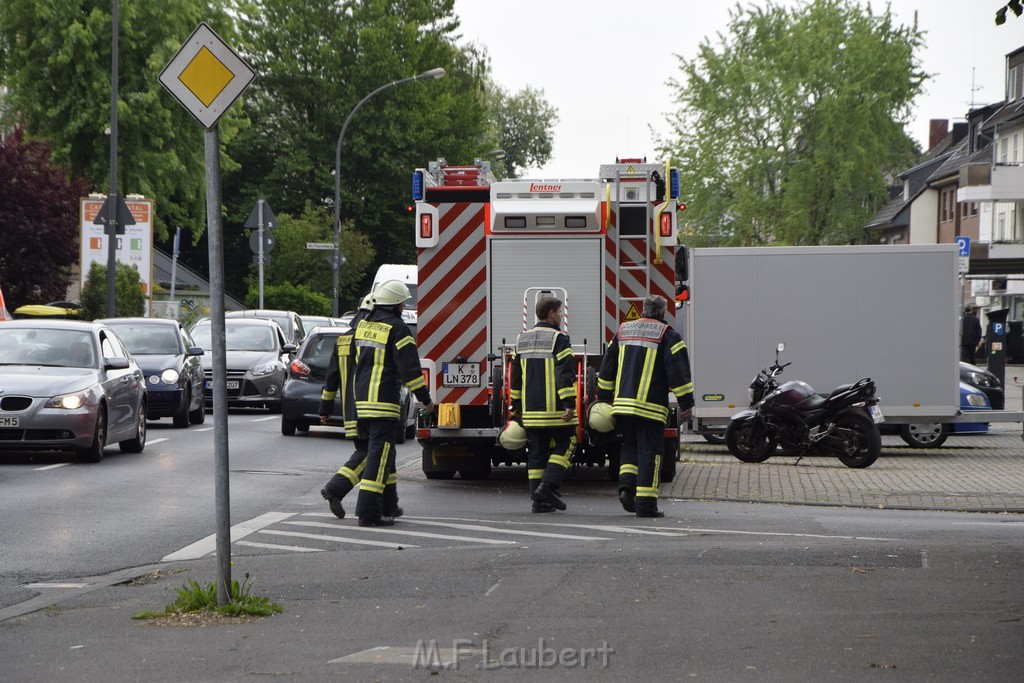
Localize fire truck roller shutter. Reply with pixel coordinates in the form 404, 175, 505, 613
489, 238, 603, 355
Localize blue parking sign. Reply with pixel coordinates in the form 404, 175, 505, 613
956, 236, 971, 257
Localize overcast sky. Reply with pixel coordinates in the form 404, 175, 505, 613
452, 0, 1023, 178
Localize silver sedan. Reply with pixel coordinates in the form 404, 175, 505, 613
0, 320, 147, 462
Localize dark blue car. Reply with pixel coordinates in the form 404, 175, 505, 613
99, 318, 206, 427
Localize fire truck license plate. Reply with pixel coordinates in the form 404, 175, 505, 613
442, 363, 480, 387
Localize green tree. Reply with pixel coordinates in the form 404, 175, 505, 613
0, 128, 89, 307
659, 0, 925, 246
245, 202, 375, 312
245, 282, 331, 316
80, 261, 146, 319
227, 0, 497, 268
0, 0, 243, 242
486, 82, 558, 178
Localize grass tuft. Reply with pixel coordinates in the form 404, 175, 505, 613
132, 573, 282, 620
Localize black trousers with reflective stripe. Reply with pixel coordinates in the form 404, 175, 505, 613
354, 419, 399, 519
526, 426, 575, 490
323, 438, 369, 498
617, 415, 664, 510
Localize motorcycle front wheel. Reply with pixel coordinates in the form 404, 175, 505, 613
725, 417, 776, 463
833, 411, 881, 468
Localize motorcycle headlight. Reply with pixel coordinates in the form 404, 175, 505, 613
47, 390, 90, 410
161, 369, 180, 385
251, 362, 283, 377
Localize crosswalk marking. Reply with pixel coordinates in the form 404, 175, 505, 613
162, 511, 293, 561
397, 518, 611, 541
281, 520, 517, 545
236, 540, 323, 553
258, 529, 415, 549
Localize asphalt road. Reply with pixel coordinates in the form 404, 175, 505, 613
1, 412, 1022, 680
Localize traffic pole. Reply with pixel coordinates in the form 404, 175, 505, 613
105, 0, 120, 317
258, 199, 265, 309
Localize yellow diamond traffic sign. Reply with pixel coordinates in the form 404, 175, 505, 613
159, 23, 254, 129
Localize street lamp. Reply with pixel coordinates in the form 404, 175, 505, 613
332, 67, 446, 316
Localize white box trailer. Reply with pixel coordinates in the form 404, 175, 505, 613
686, 244, 973, 427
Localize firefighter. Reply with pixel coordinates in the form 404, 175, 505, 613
318, 292, 374, 519
597, 295, 693, 518
510, 297, 577, 513
352, 279, 434, 526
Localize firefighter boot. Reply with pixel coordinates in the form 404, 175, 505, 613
358, 515, 396, 527
618, 486, 636, 513
635, 499, 665, 518
532, 500, 556, 513
382, 484, 404, 519
320, 473, 353, 519
532, 482, 567, 511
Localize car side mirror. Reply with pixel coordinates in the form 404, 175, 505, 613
105, 357, 130, 370
186, 346, 205, 357
283, 344, 298, 355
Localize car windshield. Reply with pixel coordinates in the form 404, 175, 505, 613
192, 324, 278, 352
106, 324, 180, 355
0, 328, 97, 368
300, 333, 340, 373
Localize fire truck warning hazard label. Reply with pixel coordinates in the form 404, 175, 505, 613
623, 304, 641, 321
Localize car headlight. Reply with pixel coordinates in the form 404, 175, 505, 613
965, 393, 988, 407
161, 369, 180, 385
967, 371, 994, 387
251, 362, 283, 377
47, 390, 90, 410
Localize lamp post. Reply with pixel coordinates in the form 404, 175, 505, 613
332, 67, 446, 316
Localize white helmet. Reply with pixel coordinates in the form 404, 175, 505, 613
374, 279, 412, 306
498, 420, 527, 451
588, 401, 616, 433
359, 291, 374, 311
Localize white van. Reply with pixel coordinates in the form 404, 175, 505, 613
372, 264, 417, 326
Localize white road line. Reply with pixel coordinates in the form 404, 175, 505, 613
281, 520, 517, 545
484, 580, 501, 597
259, 529, 415, 549
147, 438, 169, 445
397, 518, 610, 541
950, 522, 1024, 526
250, 416, 278, 422
405, 516, 897, 542
25, 582, 90, 589
236, 540, 324, 553
161, 511, 293, 561
34, 463, 69, 471
194, 427, 214, 432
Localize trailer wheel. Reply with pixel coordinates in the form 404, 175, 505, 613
898, 422, 949, 448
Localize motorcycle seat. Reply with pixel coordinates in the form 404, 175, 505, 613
795, 393, 827, 411
828, 383, 854, 397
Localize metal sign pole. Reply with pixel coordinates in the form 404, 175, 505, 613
205, 126, 232, 605
169, 226, 180, 303
258, 199, 265, 309
105, 0, 120, 318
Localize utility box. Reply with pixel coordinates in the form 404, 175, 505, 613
685, 244, 961, 423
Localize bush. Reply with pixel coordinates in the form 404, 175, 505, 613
245, 282, 330, 316
80, 262, 146, 320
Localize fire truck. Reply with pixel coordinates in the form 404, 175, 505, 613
412, 158, 683, 482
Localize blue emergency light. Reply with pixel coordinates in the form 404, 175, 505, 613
669, 168, 680, 200
412, 171, 424, 201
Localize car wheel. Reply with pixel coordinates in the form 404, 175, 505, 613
281, 417, 297, 436
77, 407, 107, 463
173, 386, 191, 428
119, 401, 148, 453
296, 422, 310, 432
189, 396, 206, 425
898, 422, 949, 448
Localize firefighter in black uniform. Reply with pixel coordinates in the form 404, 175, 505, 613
352, 279, 433, 526
598, 295, 693, 518
510, 297, 577, 512
318, 292, 374, 519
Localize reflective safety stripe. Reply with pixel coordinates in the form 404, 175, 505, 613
338, 464, 363, 486
653, 453, 662, 490
522, 413, 574, 427
619, 464, 639, 475
386, 473, 398, 485
670, 340, 687, 355
405, 375, 426, 391
612, 398, 669, 422
549, 454, 571, 469
672, 382, 694, 397
528, 468, 544, 480
321, 390, 337, 401
620, 338, 660, 350
556, 347, 573, 361
557, 385, 576, 400
636, 486, 658, 499
344, 419, 358, 432
395, 336, 415, 350
360, 480, 385, 494
597, 378, 614, 391
509, 389, 522, 399
337, 335, 353, 356
545, 358, 556, 412
355, 401, 401, 418
637, 348, 656, 406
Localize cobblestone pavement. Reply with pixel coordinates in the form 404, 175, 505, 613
404, 368, 1024, 513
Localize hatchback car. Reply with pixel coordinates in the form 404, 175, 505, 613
280, 326, 416, 441
98, 317, 205, 427
0, 320, 147, 461
884, 382, 990, 448
960, 361, 1003, 410
225, 309, 305, 347
190, 318, 296, 411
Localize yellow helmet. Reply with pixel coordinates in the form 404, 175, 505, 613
498, 420, 527, 450
374, 279, 412, 306
588, 401, 616, 433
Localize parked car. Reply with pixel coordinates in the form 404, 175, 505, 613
280, 325, 416, 441
882, 382, 990, 448
190, 318, 296, 412
225, 309, 305, 347
0, 320, 147, 461
960, 361, 1004, 410
300, 315, 345, 331
97, 317, 205, 427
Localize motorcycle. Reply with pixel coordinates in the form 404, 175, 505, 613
724, 343, 884, 469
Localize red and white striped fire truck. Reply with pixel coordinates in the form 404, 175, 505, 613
413, 158, 683, 481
